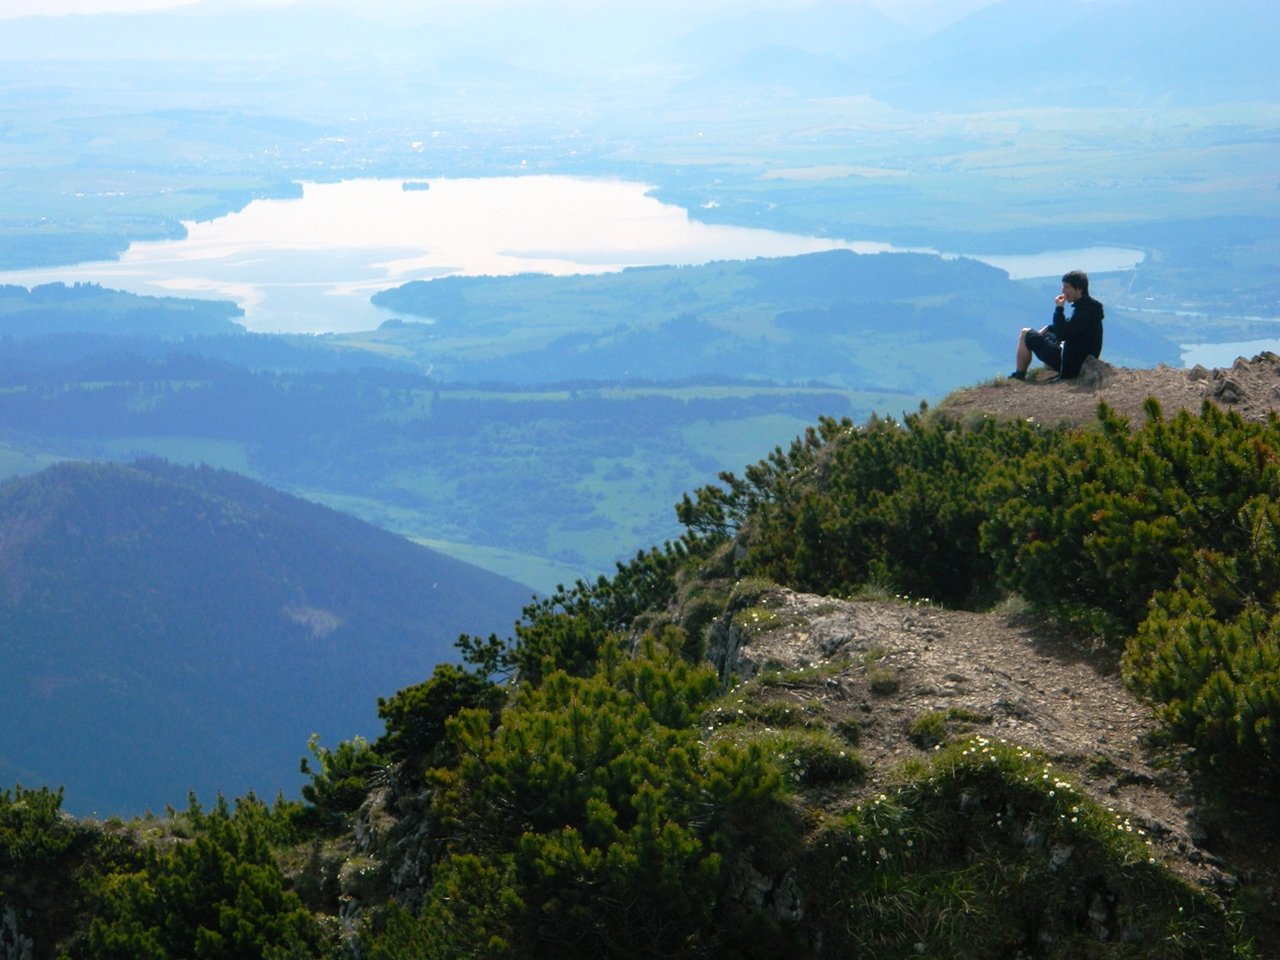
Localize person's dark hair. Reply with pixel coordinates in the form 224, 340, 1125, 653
1062, 270, 1089, 296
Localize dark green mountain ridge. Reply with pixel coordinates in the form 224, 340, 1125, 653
0, 282, 245, 338
0, 458, 532, 816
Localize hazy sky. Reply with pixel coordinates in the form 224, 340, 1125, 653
0, 0, 1003, 30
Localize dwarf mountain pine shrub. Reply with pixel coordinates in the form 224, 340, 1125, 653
0, 785, 110, 960
982, 400, 1280, 641
79, 795, 320, 960
375, 661, 505, 773
681, 411, 1053, 609
291, 733, 386, 837
399, 632, 792, 959
511, 540, 701, 683
1125, 593, 1280, 788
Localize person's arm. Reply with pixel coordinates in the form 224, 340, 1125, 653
1047, 301, 1066, 337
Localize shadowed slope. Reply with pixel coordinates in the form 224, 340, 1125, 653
0, 458, 532, 815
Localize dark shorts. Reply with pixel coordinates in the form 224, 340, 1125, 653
1023, 329, 1062, 371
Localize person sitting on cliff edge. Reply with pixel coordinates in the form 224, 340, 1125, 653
1009, 269, 1104, 381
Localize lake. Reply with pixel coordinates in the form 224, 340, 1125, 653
0, 176, 1145, 334
1181, 337, 1280, 369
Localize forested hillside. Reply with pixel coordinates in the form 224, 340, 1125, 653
4, 363, 1279, 958
0, 282, 245, 337
367, 250, 1181, 386
0, 459, 531, 814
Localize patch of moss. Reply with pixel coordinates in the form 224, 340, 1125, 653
867, 666, 900, 695
833, 718, 863, 746
721, 726, 867, 788
908, 708, 994, 749
729, 576, 781, 607
734, 603, 780, 634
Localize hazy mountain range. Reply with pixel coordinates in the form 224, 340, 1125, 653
2, 0, 1273, 108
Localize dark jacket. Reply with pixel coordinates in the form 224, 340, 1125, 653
1049, 294, 1104, 378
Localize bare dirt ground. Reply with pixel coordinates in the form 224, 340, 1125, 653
720, 589, 1279, 953
936, 352, 1280, 427
713, 354, 1280, 954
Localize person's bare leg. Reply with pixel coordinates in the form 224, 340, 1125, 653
1011, 328, 1033, 378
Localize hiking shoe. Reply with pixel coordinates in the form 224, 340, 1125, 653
1008, 370, 1026, 380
